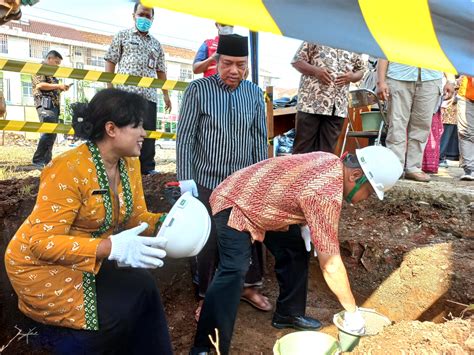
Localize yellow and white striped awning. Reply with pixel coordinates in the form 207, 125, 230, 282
142, 0, 474, 75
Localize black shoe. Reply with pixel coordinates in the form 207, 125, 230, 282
272, 312, 322, 330
32, 162, 46, 169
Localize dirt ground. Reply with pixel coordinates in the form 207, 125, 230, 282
0, 159, 473, 353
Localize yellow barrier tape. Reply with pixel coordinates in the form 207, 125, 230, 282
161, 80, 178, 91
0, 57, 191, 91
0, 120, 176, 140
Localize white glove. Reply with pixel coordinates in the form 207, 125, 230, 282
179, 179, 199, 197
343, 307, 366, 335
300, 225, 311, 252
108, 222, 168, 268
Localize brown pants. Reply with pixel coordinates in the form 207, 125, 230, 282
292, 111, 344, 154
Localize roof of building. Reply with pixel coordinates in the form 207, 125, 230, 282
4, 19, 196, 60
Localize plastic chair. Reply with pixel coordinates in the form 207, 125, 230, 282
340, 88, 387, 156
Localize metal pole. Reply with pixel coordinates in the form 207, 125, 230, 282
249, 31, 259, 85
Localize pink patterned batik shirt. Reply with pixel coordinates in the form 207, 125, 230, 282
210, 152, 343, 255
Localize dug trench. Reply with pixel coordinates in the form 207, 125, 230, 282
0, 173, 472, 353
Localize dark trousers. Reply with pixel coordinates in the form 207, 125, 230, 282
32, 107, 59, 165
292, 111, 344, 154
191, 185, 264, 297
439, 123, 459, 160
48, 261, 172, 355
192, 209, 309, 355
140, 100, 158, 173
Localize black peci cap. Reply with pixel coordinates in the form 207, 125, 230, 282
217, 34, 248, 56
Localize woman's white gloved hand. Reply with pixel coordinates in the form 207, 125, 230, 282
179, 179, 199, 197
108, 222, 168, 268
343, 307, 366, 335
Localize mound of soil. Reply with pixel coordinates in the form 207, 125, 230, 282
0, 174, 472, 354
354, 318, 473, 354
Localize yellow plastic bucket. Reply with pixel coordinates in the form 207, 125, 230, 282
273, 331, 341, 355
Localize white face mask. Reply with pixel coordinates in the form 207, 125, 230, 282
218, 26, 234, 35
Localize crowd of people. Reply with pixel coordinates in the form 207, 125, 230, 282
4, 1, 473, 354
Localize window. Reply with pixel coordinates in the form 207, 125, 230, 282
0, 34, 8, 54
87, 49, 105, 68
74, 47, 84, 57
21, 74, 34, 106
179, 66, 193, 82
29, 39, 52, 59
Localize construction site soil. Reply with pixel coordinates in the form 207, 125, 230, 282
0, 173, 472, 354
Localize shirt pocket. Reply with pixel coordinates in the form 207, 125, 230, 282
122, 39, 141, 56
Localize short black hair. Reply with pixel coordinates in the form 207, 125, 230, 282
342, 153, 362, 169
46, 50, 63, 60
72, 89, 147, 142
134, 2, 154, 16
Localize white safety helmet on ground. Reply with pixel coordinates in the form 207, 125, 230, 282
157, 192, 211, 258
355, 145, 403, 200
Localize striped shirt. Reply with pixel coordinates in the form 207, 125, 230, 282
176, 74, 268, 189
210, 152, 343, 255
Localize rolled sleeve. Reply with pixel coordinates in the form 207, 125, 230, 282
291, 41, 312, 64
32, 74, 46, 88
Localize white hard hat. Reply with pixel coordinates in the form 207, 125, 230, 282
157, 192, 211, 258
355, 146, 403, 200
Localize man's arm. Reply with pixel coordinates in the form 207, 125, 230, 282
376, 59, 390, 100
291, 42, 332, 85
157, 70, 171, 112
35, 82, 68, 91
104, 61, 116, 89
104, 32, 122, 89
293, 61, 332, 85
193, 42, 216, 74
32, 75, 68, 92
443, 73, 456, 100
318, 252, 357, 312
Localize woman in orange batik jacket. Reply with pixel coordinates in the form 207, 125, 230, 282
5, 88, 173, 354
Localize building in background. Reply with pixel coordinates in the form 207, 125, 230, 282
0, 19, 277, 134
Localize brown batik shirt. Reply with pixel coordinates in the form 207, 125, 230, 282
104, 28, 166, 103
292, 42, 365, 118
32, 75, 60, 108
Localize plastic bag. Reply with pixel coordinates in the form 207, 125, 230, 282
276, 128, 295, 155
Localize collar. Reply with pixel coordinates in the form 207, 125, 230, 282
131, 27, 150, 38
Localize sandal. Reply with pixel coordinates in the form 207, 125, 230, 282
240, 287, 273, 312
